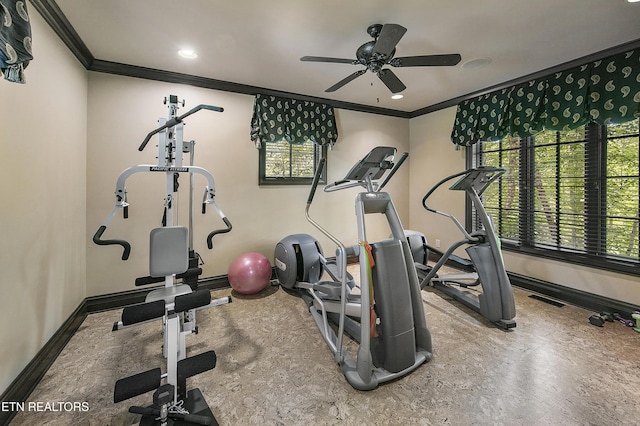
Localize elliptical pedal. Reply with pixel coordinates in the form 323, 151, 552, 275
312, 281, 342, 298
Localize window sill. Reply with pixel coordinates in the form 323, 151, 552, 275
502, 243, 640, 277
259, 177, 326, 186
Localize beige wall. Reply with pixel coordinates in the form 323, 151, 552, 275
408, 108, 640, 306
408, 107, 467, 253
86, 73, 411, 296
0, 12, 88, 392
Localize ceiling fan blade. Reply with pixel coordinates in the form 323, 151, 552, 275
377, 69, 406, 93
301, 56, 355, 64
391, 54, 462, 67
372, 24, 407, 57
326, 69, 367, 92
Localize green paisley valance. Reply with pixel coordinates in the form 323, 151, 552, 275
250, 94, 338, 148
452, 49, 640, 146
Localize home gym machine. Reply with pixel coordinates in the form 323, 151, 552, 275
274, 146, 432, 391
93, 95, 233, 425
406, 166, 516, 330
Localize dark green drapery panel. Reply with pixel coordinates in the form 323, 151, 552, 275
0, 0, 33, 83
250, 94, 338, 148
451, 49, 640, 146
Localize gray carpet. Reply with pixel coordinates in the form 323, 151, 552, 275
9, 281, 640, 425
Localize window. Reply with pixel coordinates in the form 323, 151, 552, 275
471, 118, 640, 274
259, 138, 327, 185
251, 94, 336, 185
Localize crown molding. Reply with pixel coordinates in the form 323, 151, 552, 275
29, 0, 94, 69
30, 0, 640, 119
90, 59, 412, 118
410, 37, 640, 118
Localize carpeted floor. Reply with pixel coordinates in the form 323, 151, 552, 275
9, 275, 640, 425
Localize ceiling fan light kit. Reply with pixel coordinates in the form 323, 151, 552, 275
461, 57, 492, 69
301, 23, 461, 93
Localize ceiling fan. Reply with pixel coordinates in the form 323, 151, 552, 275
301, 23, 461, 94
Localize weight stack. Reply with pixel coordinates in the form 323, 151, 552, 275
185, 250, 201, 290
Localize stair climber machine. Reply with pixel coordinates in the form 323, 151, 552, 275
274, 146, 433, 391
405, 166, 516, 330
93, 95, 233, 425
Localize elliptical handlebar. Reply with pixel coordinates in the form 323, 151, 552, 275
139, 104, 224, 152
421, 170, 469, 213
307, 158, 326, 206
378, 151, 408, 190
421, 166, 506, 241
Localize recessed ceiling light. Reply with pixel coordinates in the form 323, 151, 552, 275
628, 0, 640, 3
178, 49, 198, 59
391, 93, 404, 100
461, 57, 492, 69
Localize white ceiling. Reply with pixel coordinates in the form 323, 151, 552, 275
53, 0, 640, 113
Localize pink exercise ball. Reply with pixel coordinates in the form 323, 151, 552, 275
228, 252, 272, 294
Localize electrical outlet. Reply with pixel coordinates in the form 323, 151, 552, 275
435, 239, 441, 248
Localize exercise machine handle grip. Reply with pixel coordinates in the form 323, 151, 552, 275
307, 158, 326, 206
128, 406, 156, 417
138, 104, 224, 152
207, 217, 232, 249
378, 151, 408, 190
93, 225, 131, 260
421, 169, 468, 212
182, 413, 213, 425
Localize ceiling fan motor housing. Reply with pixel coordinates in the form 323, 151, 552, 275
366, 23, 384, 38
356, 41, 395, 72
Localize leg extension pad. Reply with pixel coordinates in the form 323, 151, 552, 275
177, 350, 217, 401
174, 289, 211, 313
114, 367, 161, 403
178, 350, 217, 381
119, 300, 166, 327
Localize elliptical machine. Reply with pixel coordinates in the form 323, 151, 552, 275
274, 146, 432, 391
406, 166, 516, 330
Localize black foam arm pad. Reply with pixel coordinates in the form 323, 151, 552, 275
174, 289, 211, 313
114, 368, 161, 403
121, 300, 166, 326
177, 350, 217, 381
